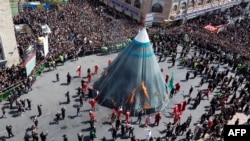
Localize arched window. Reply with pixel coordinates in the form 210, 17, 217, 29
206, 0, 211, 3
189, 0, 195, 8
134, 0, 141, 9
151, 3, 163, 13
181, 2, 187, 9
198, 0, 204, 5
173, 5, 178, 11
125, 0, 131, 4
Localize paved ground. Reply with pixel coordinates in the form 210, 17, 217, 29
0, 45, 248, 141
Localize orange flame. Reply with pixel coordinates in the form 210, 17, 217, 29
143, 102, 151, 109
128, 88, 136, 104
141, 81, 150, 100
126, 89, 136, 104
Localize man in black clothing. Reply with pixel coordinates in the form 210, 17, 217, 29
6, 124, 14, 138
67, 72, 71, 84
27, 98, 31, 110
61, 107, 66, 120
37, 104, 42, 116
189, 86, 193, 97
77, 132, 83, 141
65, 91, 70, 104
40, 131, 48, 141
136, 109, 143, 125
112, 128, 117, 140
55, 112, 61, 124
90, 119, 95, 129
24, 132, 30, 141
56, 73, 59, 81
128, 125, 134, 137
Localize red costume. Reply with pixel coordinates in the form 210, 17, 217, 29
204, 88, 211, 100
208, 119, 214, 129
182, 100, 188, 111
94, 65, 99, 74
154, 112, 162, 126
87, 73, 92, 83
125, 111, 130, 123
173, 105, 178, 115
165, 75, 169, 83
83, 82, 88, 93
175, 82, 181, 92
173, 113, 181, 124
89, 99, 97, 111
89, 111, 96, 121
117, 106, 123, 119
177, 103, 182, 115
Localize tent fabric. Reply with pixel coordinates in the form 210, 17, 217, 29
94, 28, 169, 115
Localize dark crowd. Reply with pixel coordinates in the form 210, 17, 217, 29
1, 0, 139, 92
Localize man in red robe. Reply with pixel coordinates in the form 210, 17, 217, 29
182, 99, 188, 111
173, 105, 178, 116
175, 82, 181, 92
82, 82, 88, 93
125, 111, 130, 123
173, 112, 181, 124
204, 88, 211, 100
89, 111, 96, 121
89, 99, 97, 111
154, 112, 162, 126
94, 65, 99, 74
117, 106, 123, 120
177, 103, 182, 115
87, 73, 92, 83
165, 74, 169, 83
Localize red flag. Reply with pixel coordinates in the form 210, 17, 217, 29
76, 66, 82, 77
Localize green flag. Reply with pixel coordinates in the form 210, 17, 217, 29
168, 72, 174, 91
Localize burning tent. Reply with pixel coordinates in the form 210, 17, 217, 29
94, 28, 169, 115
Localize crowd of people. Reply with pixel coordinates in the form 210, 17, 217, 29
1, 0, 139, 92
160, 4, 250, 66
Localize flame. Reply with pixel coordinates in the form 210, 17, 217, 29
129, 88, 136, 104
143, 102, 151, 109
141, 81, 150, 100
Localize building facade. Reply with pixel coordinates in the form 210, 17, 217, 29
100, 0, 247, 24
0, 0, 20, 67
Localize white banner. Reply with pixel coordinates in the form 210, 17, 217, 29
38, 36, 49, 57
44, 35, 49, 56
145, 13, 155, 27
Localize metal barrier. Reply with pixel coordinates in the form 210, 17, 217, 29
0, 82, 22, 103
